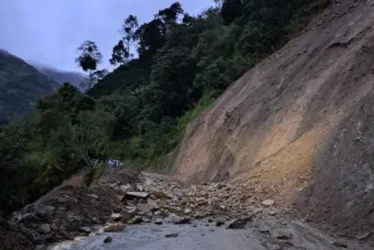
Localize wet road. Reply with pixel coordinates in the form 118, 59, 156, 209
51, 223, 266, 250
50, 218, 373, 250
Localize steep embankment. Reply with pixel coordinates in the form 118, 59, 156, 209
0, 50, 59, 123
175, 0, 374, 235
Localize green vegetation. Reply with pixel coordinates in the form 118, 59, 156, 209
0, 50, 59, 124
0, 0, 329, 215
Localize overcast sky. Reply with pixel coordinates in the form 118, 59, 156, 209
0, 0, 213, 72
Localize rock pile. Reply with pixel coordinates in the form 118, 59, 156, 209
3, 172, 279, 249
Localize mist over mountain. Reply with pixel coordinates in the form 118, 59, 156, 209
34, 65, 87, 92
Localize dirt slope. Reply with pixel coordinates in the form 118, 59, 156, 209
174, 0, 374, 235
298, 89, 374, 237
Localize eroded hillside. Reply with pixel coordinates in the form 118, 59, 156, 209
175, 0, 374, 236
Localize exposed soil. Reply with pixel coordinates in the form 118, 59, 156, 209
174, 0, 374, 239
297, 88, 374, 238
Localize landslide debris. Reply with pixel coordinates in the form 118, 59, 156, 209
2, 171, 372, 250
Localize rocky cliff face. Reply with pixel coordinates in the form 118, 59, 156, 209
175, 0, 374, 234
0, 50, 59, 123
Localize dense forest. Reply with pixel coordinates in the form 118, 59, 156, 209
0, 0, 329, 215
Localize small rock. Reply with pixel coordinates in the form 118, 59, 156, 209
261, 199, 275, 206
154, 210, 162, 216
12, 212, 23, 221
356, 231, 371, 240
280, 221, 287, 226
165, 233, 179, 238
210, 228, 215, 232
155, 218, 163, 225
80, 227, 91, 233
194, 211, 206, 219
116, 194, 125, 201
120, 213, 132, 224
39, 224, 51, 234
150, 191, 173, 200
215, 221, 224, 227
125, 205, 137, 215
61, 231, 74, 241
127, 216, 143, 225
259, 226, 270, 233
89, 194, 99, 199
103, 224, 126, 232
111, 213, 122, 221
272, 229, 293, 240
269, 211, 277, 216
184, 208, 192, 214
214, 183, 226, 189
136, 202, 151, 214
120, 184, 132, 193
147, 199, 160, 211
21, 213, 39, 222
333, 241, 347, 248
104, 236, 112, 243
226, 218, 249, 229
72, 215, 84, 221
126, 192, 149, 199
36, 206, 55, 218
137, 184, 145, 192
58, 197, 67, 203
143, 218, 151, 223
170, 214, 190, 225
253, 207, 263, 214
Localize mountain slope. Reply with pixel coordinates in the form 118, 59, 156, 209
36, 66, 86, 92
0, 50, 59, 123
174, 0, 374, 235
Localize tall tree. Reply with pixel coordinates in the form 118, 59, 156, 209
76, 41, 103, 88
121, 15, 139, 60
110, 40, 128, 66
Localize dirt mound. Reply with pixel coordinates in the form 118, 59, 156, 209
174, 0, 374, 238
9, 185, 124, 247
0, 168, 142, 249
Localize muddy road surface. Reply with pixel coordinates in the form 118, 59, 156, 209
48, 173, 371, 250
51, 217, 368, 250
